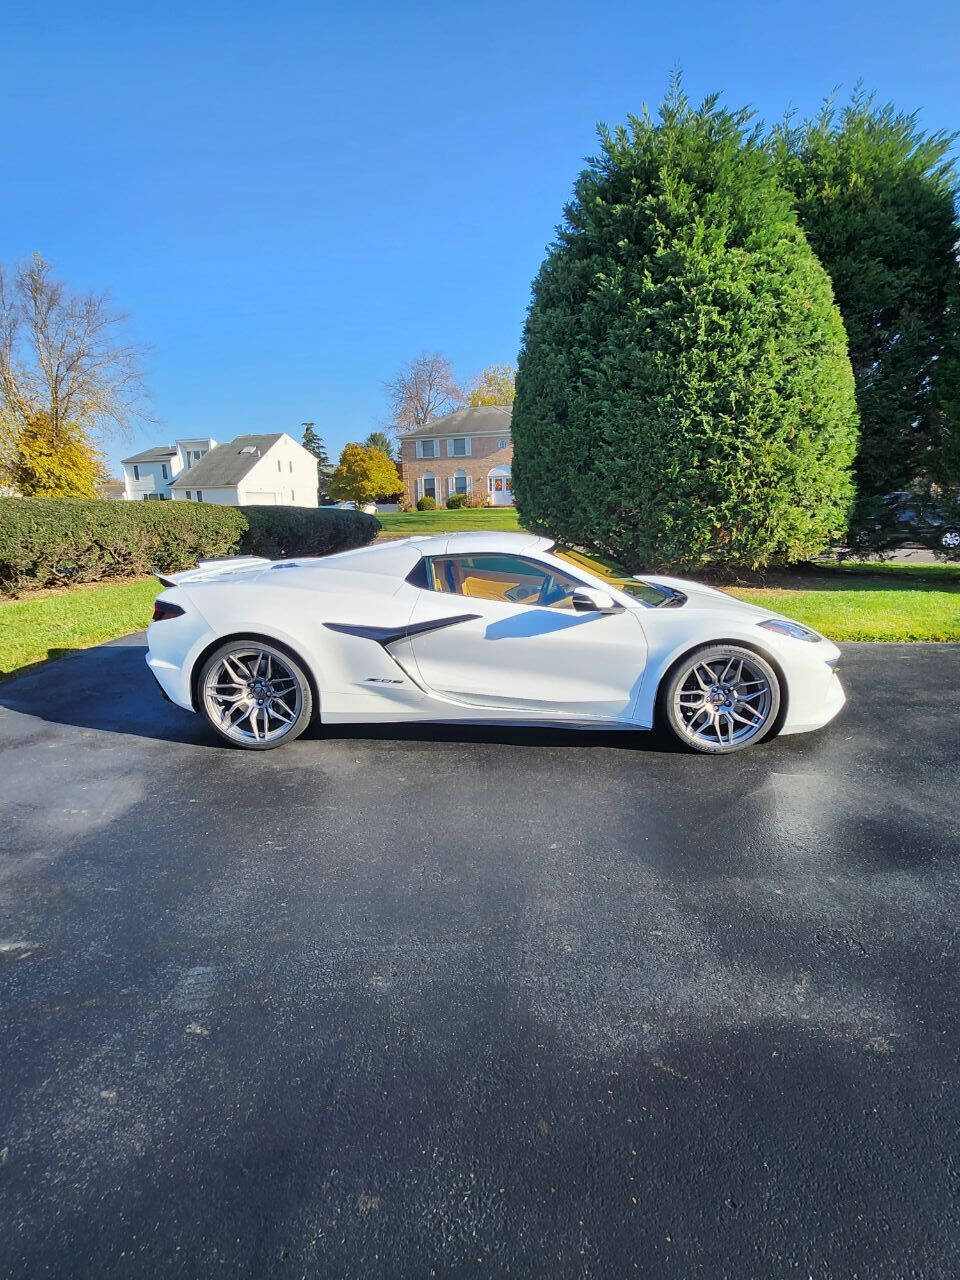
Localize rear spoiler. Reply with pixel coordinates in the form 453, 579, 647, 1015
154, 555, 272, 588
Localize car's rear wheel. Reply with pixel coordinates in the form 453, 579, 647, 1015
198, 640, 313, 749
940, 529, 960, 551
661, 645, 781, 754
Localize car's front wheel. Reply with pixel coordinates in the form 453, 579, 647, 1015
198, 640, 314, 749
661, 644, 781, 754
940, 528, 960, 551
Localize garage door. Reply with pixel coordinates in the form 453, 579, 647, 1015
245, 491, 277, 504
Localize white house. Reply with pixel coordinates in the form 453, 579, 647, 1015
121, 437, 217, 500
120, 434, 318, 507
168, 434, 318, 506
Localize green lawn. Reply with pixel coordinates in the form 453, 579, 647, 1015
1, 578, 160, 677
376, 508, 522, 535
726, 574, 960, 641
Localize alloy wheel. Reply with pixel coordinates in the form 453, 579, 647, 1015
202, 646, 305, 745
672, 651, 776, 751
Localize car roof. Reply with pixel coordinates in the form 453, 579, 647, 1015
325, 530, 555, 565
249, 531, 558, 589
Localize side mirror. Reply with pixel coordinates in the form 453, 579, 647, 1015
571, 587, 621, 614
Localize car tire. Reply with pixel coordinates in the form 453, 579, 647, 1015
940, 529, 960, 551
198, 639, 314, 750
659, 644, 782, 755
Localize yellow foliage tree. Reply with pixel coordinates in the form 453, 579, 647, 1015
467, 363, 516, 407
329, 444, 402, 505
7, 413, 103, 497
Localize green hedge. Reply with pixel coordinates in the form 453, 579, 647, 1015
239, 504, 380, 559
0, 498, 381, 594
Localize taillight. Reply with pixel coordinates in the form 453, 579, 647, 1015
152, 600, 185, 622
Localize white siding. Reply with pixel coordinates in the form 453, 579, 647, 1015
237, 435, 318, 507
122, 459, 175, 500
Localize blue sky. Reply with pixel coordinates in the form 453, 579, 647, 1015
2, 0, 957, 473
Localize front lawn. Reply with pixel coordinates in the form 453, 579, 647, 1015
0, 578, 160, 678
377, 508, 522, 536
723, 564, 960, 641
726, 581, 960, 642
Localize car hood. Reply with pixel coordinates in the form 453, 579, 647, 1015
639, 574, 783, 620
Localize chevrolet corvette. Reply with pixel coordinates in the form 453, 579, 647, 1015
146, 531, 845, 754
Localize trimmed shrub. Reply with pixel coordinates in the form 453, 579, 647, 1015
513, 88, 859, 571
416, 495, 437, 511
238, 505, 380, 559
0, 498, 380, 594
0, 497, 246, 594
446, 493, 468, 509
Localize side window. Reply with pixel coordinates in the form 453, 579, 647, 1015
426, 554, 583, 609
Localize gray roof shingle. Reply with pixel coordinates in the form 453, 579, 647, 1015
169, 434, 285, 490
121, 446, 178, 465
400, 405, 512, 439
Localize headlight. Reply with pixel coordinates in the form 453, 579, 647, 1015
758, 618, 822, 643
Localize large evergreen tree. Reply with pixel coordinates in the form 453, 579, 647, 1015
513, 87, 859, 571
300, 423, 330, 468
772, 92, 960, 496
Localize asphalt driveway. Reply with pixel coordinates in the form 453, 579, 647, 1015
1, 638, 959, 1279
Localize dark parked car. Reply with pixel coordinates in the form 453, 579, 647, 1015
853, 491, 960, 554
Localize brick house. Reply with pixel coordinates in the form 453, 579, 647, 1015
399, 405, 513, 507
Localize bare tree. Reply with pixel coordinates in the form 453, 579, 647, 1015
385, 352, 463, 432
0, 254, 148, 449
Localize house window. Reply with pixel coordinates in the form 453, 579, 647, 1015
278, 460, 282, 472
290, 490, 295, 501
448, 437, 469, 457
498, 439, 508, 449
185, 491, 192, 500
133, 464, 140, 481
289, 461, 293, 473
426, 554, 584, 610
452, 470, 468, 495
196, 490, 203, 501
417, 439, 438, 459
161, 463, 168, 480
421, 473, 437, 500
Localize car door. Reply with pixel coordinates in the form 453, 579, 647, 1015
405, 552, 646, 721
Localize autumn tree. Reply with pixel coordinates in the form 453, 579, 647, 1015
329, 444, 402, 505
0, 255, 147, 495
8, 413, 104, 497
386, 352, 463, 431
467, 363, 516, 407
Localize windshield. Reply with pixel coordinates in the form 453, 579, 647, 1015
552, 546, 677, 608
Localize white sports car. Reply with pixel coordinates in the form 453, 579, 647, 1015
146, 531, 845, 755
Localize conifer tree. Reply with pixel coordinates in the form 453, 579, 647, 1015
513, 85, 859, 570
